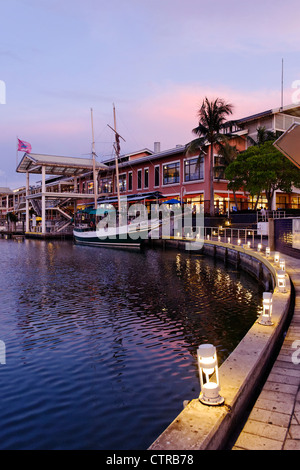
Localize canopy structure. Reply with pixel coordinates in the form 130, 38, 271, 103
274, 123, 300, 169
16, 152, 107, 176
16, 152, 108, 234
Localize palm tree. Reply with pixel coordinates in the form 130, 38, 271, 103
186, 97, 233, 216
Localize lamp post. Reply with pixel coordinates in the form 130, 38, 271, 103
197, 344, 224, 406
259, 292, 273, 326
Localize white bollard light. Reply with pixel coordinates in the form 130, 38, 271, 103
197, 344, 224, 406
277, 270, 286, 293
266, 246, 270, 257
257, 243, 262, 252
274, 252, 280, 264
259, 292, 273, 326
279, 258, 285, 271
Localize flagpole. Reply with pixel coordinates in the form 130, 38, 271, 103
16, 136, 18, 168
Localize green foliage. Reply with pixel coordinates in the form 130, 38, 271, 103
225, 140, 300, 209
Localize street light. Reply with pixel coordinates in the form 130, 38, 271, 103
197, 344, 224, 406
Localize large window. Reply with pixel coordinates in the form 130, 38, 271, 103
163, 162, 180, 185
184, 157, 204, 182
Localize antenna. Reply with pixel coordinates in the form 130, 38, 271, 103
281, 58, 284, 111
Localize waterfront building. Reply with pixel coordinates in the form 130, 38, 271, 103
14, 103, 300, 235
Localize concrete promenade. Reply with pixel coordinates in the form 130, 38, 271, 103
232, 254, 300, 450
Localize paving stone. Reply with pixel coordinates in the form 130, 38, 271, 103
234, 432, 283, 450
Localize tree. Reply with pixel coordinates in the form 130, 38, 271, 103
186, 97, 233, 216
225, 140, 300, 210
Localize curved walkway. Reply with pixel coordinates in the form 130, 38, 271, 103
232, 254, 300, 450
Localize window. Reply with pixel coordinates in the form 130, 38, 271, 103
214, 155, 226, 179
144, 168, 149, 188
154, 165, 160, 187
184, 157, 204, 182
118, 174, 127, 192
87, 181, 94, 194
137, 169, 142, 189
163, 162, 180, 185
99, 177, 113, 194
128, 172, 133, 191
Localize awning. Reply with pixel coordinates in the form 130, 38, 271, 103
215, 193, 248, 199
274, 123, 300, 169
162, 198, 180, 204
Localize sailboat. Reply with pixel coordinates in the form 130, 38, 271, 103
73, 106, 158, 248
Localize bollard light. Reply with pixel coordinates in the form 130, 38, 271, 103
207, 234, 210, 240
277, 270, 286, 293
274, 252, 280, 264
266, 246, 270, 257
279, 258, 285, 271
228, 237, 231, 243
257, 243, 262, 252
237, 239, 241, 246
197, 344, 224, 406
247, 241, 251, 248
259, 292, 273, 325
218, 236, 221, 242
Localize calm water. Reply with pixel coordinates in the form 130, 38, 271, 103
0, 238, 263, 450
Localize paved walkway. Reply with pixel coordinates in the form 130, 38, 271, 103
232, 254, 300, 450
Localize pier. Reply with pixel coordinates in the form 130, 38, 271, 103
149, 239, 299, 450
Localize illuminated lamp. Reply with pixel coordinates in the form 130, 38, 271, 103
266, 246, 270, 257
197, 344, 224, 406
257, 243, 262, 252
279, 258, 285, 271
277, 270, 286, 293
258, 292, 273, 326
274, 252, 280, 264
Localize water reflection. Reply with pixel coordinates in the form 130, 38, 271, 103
0, 239, 263, 450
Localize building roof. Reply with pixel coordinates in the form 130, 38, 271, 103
0, 187, 13, 195
16, 153, 108, 176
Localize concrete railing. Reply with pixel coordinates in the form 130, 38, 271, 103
149, 240, 292, 450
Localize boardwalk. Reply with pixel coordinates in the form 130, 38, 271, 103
232, 254, 300, 450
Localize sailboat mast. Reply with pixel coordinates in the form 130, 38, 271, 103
113, 104, 121, 212
90, 108, 98, 210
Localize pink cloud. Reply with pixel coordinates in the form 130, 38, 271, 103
125, 83, 294, 151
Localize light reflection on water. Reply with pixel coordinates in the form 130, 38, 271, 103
0, 239, 263, 449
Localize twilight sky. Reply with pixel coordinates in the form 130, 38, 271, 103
1, 0, 300, 187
